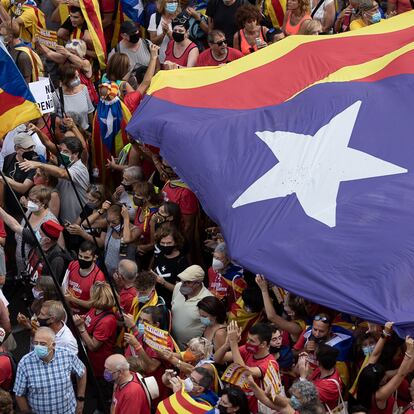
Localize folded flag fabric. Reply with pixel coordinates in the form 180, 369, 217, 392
0, 41, 41, 137
127, 13, 414, 336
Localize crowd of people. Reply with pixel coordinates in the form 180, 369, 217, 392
0, 0, 413, 411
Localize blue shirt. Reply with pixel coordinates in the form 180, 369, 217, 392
14, 347, 85, 414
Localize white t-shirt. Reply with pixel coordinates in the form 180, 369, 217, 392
148, 13, 172, 63
55, 324, 78, 355
311, 0, 334, 22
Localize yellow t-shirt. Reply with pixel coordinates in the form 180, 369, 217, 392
349, 18, 367, 30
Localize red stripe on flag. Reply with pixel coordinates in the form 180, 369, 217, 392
159, 398, 174, 413
355, 48, 414, 83
0, 92, 26, 115
82, 0, 106, 55
175, 391, 210, 413
271, 0, 285, 27
154, 26, 414, 110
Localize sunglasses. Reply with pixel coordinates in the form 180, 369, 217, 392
174, 16, 188, 25
314, 315, 330, 324
214, 40, 227, 46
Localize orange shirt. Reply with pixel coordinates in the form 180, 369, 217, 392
284, 11, 312, 35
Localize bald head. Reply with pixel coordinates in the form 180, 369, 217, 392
118, 259, 137, 282
35, 326, 56, 343
105, 354, 130, 372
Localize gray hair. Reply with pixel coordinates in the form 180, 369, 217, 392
207, 29, 225, 44
118, 259, 137, 282
36, 327, 56, 342
42, 300, 67, 322
214, 242, 227, 256
124, 166, 143, 182
106, 354, 130, 371
289, 380, 319, 405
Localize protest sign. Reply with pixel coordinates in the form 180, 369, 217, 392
29, 78, 54, 114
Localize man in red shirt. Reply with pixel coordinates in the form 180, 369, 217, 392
64, 241, 105, 314
214, 322, 278, 414
105, 354, 151, 414
0, 328, 13, 391
114, 259, 138, 315
298, 344, 342, 410
196, 29, 243, 67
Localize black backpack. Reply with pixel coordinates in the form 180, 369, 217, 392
0, 351, 17, 390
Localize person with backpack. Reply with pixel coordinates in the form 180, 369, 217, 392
0, 328, 15, 392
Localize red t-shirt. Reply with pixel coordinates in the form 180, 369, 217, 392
67, 262, 105, 314
0, 219, 6, 238
120, 286, 138, 315
112, 373, 151, 414
162, 181, 199, 215
165, 40, 197, 67
84, 308, 118, 377
124, 90, 143, 114
309, 368, 342, 409
196, 47, 243, 67
239, 345, 277, 414
0, 353, 13, 391
99, 0, 115, 44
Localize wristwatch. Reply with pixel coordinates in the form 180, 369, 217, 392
76, 396, 85, 402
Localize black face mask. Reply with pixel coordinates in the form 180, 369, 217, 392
37, 318, 50, 327
122, 183, 133, 192
78, 258, 93, 269
133, 196, 145, 207
23, 150, 37, 160
128, 33, 140, 43
269, 346, 281, 354
159, 244, 175, 255
172, 32, 185, 42
217, 405, 229, 414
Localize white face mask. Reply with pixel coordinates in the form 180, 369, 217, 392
212, 258, 224, 272
183, 377, 194, 392
27, 200, 40, 212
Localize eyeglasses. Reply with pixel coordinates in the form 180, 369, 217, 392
173, 16, 188, 25
213, 40, 227, 46
314, 315, 330, 324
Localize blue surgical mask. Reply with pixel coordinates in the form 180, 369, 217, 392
200, 316, 211, 326
138, 294, 151, 303
369, 11, 381, 23
290, 395, 301, 410
166, 2, 178, 13
34, 344, 50, 359
112, 224, 122, 233
137, 323, 145, 335
362, 345, 375, 356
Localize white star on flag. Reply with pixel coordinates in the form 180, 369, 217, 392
100, 109, 114, 140
233, 101, 408, 227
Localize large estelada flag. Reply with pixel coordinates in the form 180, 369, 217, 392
127, 13, 414, 336
0, 41, 41, 137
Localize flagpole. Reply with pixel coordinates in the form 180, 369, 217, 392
39, 112, 125, 324
0, 168, 108, 410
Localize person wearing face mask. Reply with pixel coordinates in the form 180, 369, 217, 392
293, 314, 353, 386
214, 322, 277, 414
37, 300, 78, 355
19, 136, 90, 226
248, 377, 319, 414
73, 282, 118, 382
349, 0, 382, 30
13, 327, 87, 414
298, 345, 342, 410
160, 366, 218, 410
148, 0, 180, 63
0, 185, 62, 277
208, 242, 245, 311
109, 21, 157, 74
207, 385, 250, 414
123, 305, 175, 406
153, 223, 188, 306
164, 15, 199, 68
63, 240, 105, 314
171, 265, 213, 350
52, 64, 95, 131
269, 325, 294, 372
104, 354, 157, 414
113, 166, 144, 221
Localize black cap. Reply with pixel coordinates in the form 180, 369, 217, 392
120, 20, 139, 35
